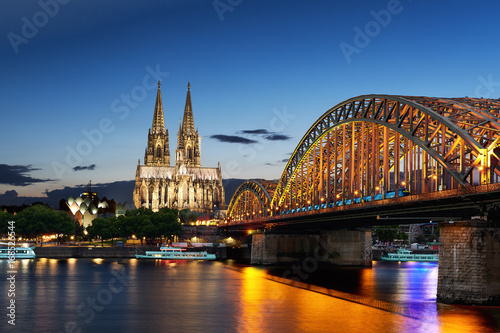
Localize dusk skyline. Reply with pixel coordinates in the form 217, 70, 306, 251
1, 0, 500, 204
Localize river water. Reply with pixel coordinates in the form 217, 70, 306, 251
1, 258, 499, 333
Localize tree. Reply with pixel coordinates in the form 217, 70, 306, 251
374, 225, 401, 242
120, 207, 182, 244
87, 216, 118, 246
396, 230, 408, 241
416, 234, 427, 244
178, 209, 199, 224
15, 204, 76, 242
52, 210, 76, 236
155, 208, 182, 243
0, 210, 14, 234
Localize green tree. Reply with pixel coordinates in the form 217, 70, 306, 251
87, 216, 118, 246
374, 225, 401, 242
155, 208, 182, 243
178, 209, 199, 224
0, 210, 15, 234
396, 230, 408, 240
52, 210, 76, 236
15, 204, 76, 243
123, 208, 154, 244
416, 234, 427, 244
139, 217, 157, 242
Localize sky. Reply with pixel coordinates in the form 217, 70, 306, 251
1, 0, 500, 205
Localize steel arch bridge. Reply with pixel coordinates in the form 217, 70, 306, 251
227, 95, 500, 225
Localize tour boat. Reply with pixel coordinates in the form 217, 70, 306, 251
0, 244, 36, 259
381, 248, 438, 262
135, 246, 216, 260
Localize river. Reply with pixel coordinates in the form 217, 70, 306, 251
1, 258, 499, 332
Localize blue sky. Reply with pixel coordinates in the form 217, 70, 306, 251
1, 0, 500, 202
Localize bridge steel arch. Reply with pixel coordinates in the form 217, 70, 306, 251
227, 180, 277, 223
270, 95, 500, 211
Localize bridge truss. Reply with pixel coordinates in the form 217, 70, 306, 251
227, 95, 500, 224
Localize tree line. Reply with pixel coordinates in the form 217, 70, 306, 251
1, 204, 76, 242
0, 204, 189, 245
87, 207, 183, 245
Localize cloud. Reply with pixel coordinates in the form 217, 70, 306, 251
210, 135, 258, 144
0, 164, 53, 186
237, 129, 292, 142
280, 158, 289, 163
44, 180, 135, 206
239, 129, 270, 135
265, 134, 291, 141
0, 181, 137, 208
0, 190, 18, 200
73, 164, 96, 172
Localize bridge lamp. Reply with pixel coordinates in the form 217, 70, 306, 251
401, 181, 406, 186
307, 200, 311, 204
252, 212, 255, 215
336, 194, 340, 199
321, 197, 324, 202
259, 210, 262, 214
354, 190, 358, 195
375, 186, 380, 191
433, 175, 437, 180
478, 165, 484, 171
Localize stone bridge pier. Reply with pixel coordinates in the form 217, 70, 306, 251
437, 219, 500, 305
250, 230, 372, 266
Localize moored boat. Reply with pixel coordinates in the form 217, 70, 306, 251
0, 244, 36, 259
381, 248, 438, 262
135, 246, 216, 260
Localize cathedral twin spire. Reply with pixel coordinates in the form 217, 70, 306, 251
151, 81, 165, 134
145, 81, 200, 168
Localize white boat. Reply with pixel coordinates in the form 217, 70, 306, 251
135, 246, 216, 260
381, 248, 438, 262
0, 244, 36, 259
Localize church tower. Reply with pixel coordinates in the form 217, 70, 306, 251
133, 81, 225, 214
176, 83, 201, 167
145, 81, 170, 166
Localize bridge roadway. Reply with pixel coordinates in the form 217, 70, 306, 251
225, 182, 500, 231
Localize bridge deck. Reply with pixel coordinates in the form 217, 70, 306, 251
226, 183, 500, 230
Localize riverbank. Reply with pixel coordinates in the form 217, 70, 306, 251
34, 246, 227, 259
33, 246, 438, 262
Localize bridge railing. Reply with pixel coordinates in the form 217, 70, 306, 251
227, 182, 500, 226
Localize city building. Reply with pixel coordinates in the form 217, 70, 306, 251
133, 82, 225, 214
61, 182, 125, 228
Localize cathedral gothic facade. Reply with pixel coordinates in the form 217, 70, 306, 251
133, 82, 225, 213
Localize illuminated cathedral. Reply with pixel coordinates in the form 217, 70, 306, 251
133, 82, 225, 214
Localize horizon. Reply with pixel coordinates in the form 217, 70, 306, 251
2, 0, 500, 206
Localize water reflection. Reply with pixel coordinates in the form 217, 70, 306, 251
0, 259, 498, 332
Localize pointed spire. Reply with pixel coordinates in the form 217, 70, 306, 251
152, 81, 165, 134
182, 82, 195, 135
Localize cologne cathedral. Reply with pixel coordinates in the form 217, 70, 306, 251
133, 82, 225, 213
